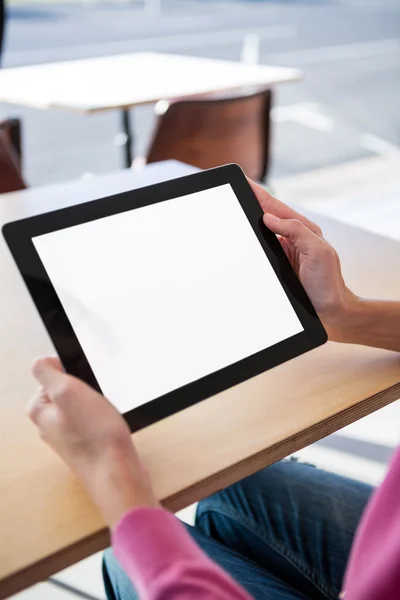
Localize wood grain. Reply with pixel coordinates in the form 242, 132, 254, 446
0, 164, 399, 598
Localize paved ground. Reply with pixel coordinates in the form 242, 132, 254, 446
1, 0, 399, 186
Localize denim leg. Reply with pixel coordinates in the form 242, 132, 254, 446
103, 522, 311, 600
196, 459, 373, 600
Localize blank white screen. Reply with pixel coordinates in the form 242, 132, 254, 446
33, 184, 303, 413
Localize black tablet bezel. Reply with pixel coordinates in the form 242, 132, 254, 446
3, 164, 327, 432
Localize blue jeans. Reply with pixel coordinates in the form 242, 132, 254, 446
103, 460, 372, 599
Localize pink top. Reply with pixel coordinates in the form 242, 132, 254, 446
113, 449, 400, 600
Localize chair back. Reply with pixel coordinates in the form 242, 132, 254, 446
0, 118, 23, 166
146, 90, 272, 182
0, 119, 26, 194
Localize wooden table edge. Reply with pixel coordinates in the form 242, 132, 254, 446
2, 380, 399, 599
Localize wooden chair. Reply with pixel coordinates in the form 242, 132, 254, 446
146, 90, 273, 182
0, 118, 26, 194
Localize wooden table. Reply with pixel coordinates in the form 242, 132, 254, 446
1, 161, 399, 599
0, 52, 301, 167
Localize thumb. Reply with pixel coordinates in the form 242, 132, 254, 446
263, 213, 319, 256
32, 357, 65, 392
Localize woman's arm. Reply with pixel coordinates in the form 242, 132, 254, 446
332, 298, 400, 352
248, 180, 400, 353
28, 358, 251, 600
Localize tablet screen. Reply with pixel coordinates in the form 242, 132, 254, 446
32, 183, 303, 414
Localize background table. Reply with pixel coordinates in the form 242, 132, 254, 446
0, 161, 399, 599
0, 52, 301, 166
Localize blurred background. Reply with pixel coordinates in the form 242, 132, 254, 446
1, 0, 399, 185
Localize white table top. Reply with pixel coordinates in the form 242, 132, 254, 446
0, 52, 301, 113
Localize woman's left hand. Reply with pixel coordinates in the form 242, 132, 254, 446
28, 357, 159, 528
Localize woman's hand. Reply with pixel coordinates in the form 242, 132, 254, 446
248, 179, 358, 341
28, 357, 159, 528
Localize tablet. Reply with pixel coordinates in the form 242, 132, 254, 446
3, 164, 326, 432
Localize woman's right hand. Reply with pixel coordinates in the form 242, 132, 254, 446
248, 179, 358, 341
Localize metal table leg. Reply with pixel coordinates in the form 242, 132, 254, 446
121, 108, 133, 168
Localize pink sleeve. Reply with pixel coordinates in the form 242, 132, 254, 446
343, 447, 400, 600
112, 507, 252, 600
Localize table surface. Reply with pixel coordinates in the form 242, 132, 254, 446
1, 161, 399, 599
0, 51, 301, 113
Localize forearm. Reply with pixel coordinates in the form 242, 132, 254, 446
333, 296, 400, 352
75, 444, 160, 528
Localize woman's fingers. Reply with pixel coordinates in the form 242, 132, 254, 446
27, 387, 49, 425
247, 178, 323, 237
29, 358, 65, 425
45, 357, 63, 371
32, 357, 64, 388
32, 357, 81, 408
263, 213, 322, 256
